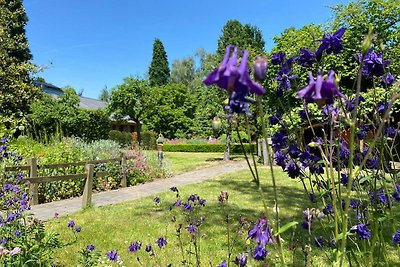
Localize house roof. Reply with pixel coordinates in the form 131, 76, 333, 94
35, 81, 107, 110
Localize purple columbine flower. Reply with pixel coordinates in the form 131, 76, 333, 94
248, 217, 274, 246
155, 237, 167, 248
275, 67, 296, 90
361, 49, 390, 78
285, 160, 302, 178
67, 220, 75, 228
298, 109, 308, 120
154, 196, 160, 204
75, 226, 81, 233
145, 244, 152, 252
218, 259, 227, 267
323, 203, 334, 215
297, 48, 316, 67
106, 250, 118, 262
393, 230, 400, 244
236, 253, 248, 267
204, 45, 265, 95
274, 151, 286, 168
128, 241, 142, 253
269, 112, 282, 125
315, 28, 346, 60
254, 56, 267, 82
86, 244, 95, 251
253, 245, 268, 261
186, 224, 198, 234
350, 223, 371, 240
381, 72, 395, 86
392, 185, 400, 200
296, 70, 345, 106
385, 126, 397, 138
170, 186, 179, 193
271, 51, 286, 65
315, 236, 325, 247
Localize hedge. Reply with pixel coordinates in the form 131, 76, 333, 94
163, 143, 256, 153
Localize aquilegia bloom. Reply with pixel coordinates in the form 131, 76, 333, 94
393, 230, 400, 244
296, 70, 345, 106
315, 28, 346, 60
106, 250, 118, 262
248, 217, 274, 246
361, 49, 390, 78
350, 223, 371, 240
297, 48, 316, 67
155, 237, 167, 248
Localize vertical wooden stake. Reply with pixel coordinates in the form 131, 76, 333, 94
262, 139, 268, 166
82, 164, 94, 208
121, 152, 127, 188
28, 158, 38, 205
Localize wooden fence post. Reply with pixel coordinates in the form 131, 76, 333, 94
28, 158, 38, 205
121, 152, 127, 188
82, 164, 94, 208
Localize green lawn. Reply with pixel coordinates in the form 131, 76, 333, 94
159, 151, 244, 175
45, 167, 321, 266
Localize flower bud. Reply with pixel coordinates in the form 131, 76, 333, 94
254, 56, 267, 82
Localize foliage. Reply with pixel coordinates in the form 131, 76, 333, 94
171, 56, 196, 89
148, 38, 170, 87
144, 83, 196, 139
28, 90, 110, 142
108, 77, 149, 138
98, 87, 110, 102
140, 130, 157, 150
163, 143, 254, 153
0, 0, 38, 127
108, 130, 132, 147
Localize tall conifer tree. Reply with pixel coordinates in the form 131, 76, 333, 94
148, 38, 170, 87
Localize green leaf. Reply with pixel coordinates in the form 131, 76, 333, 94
275, 221, 298, 236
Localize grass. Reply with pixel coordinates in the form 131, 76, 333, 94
45, 167, 323, 266
159, 151, 243, 175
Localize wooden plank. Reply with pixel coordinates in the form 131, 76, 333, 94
25, 173, 86, 183
5, 165, 30, 171
121, 153, 127, 187
87, 158, 121, 164
28, 158, 39, 205
82, 164, 94, 208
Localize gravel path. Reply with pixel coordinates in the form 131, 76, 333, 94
30, 160, 248, 221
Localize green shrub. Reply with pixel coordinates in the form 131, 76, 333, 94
163, 143, 255, 153
141, 130, 157, 150
108, 130, 131, 147
218, 130, 249, 143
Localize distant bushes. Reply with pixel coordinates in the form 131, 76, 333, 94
108, 130, 132, 147
163, 143, 255, 153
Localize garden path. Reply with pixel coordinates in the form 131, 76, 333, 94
30, 160, 248, 221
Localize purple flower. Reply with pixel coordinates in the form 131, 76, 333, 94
253, 245, 268, 261
14, 230, 21, 237
174, 199, 182, 206
350, 223, 371, 240
186, 224, 197, 234
345, 95, 365, 112
285, 160, 302, 178
315, 236, 325, 247
393, 185, 400, 200
183, 202, 193, 212
275, 67, 296, 90
254, 56, 267, 82
274, 151, 286, 167
128, 241, 142, 253
170, 186, 179, 192
218, 260, 227, 267
86, 244, 95, 251
298, 109, 308, 120
248, 217, 273, 246
370, 189, 389, 206
297, 70, 345, 106
106, 250, 118, 262
269, 113, 282, 125
235, 253, 248, 267
155, 237, 167, 248
154, 196, 160, 204
361, 49, 390, 78
204, 45, 265, 95
271, 51, 286, 65
315, 28, 346, 60
323, 203, 333, 215
67, 220, 75, 228
381, 72, 395, 86
75, 226, 81, 233
385, 126, 396, 138
145, 244, 152, 252
393, 230, 400, 244
272, 131, 288, 151
297, 48, 316, 67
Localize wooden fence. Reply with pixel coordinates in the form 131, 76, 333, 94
4, 153, 132, 208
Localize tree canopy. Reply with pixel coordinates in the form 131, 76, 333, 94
148, 38, 170, 87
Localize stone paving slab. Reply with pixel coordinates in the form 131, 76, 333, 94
31, 161, 248, 221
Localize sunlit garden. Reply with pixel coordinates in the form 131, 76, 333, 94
1, 0, 400, 266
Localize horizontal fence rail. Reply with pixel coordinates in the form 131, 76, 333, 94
3, 153, 133, 208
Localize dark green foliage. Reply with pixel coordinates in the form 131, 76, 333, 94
163, 143, 254, 153
144, 83, 196, 139
28, 89, 110, 141
217, 19, 265, 59
148, 38, 170, 87
141, 130, 157, 150
171, 56, 196, 88
0, 0, 38, 125
108, 130, 131, 146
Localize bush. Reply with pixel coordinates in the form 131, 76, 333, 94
163, 143, 255, 153
219, 130, 249, 143
108, 130, 131, 147
141, 130, 157, 150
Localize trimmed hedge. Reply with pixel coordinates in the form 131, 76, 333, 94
163, 143, 255, 153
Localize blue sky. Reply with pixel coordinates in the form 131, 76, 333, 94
24, 0, 349, 99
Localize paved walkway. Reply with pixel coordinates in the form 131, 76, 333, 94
31, 161, 248, 221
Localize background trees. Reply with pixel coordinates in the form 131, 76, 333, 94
0, 0, 38, 128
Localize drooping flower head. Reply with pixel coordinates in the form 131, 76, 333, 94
254, 56, 268, 82
248, 217, 274, 246
381, 72, 395, 86
275, 67, 297, 90
315, 28, 346, 60
361, 49, 390, 78
128, 241, 142, 253
296, 70, 345, 106
106, 250, 118, 262
393, 230, 400, 244
155, 237, 168, 248
235, 253, 248, 267
271, 51, 286, 65
297, 48, 316, 67
350, 223, 371, 240
253, 245, 268, 261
